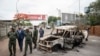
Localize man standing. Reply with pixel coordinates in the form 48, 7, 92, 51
85, 26, 90, 41
7, 28, 17, 56
23, 28, 32, 56
17, 27, 25, 52
39, 27, 44, 38
50, 22, 55, 34
33, 26, 38, 49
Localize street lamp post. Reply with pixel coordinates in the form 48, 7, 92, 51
16, 0, 20, 28
77, 0, 80, 25
16, 0, 19, 13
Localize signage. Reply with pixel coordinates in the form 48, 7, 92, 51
14, 13, 46, 20
26, 15, 45, 20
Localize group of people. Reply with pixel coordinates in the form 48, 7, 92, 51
7, 26, 44, 56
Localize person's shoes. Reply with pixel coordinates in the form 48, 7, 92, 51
20, 49, 23, 52
33, 47, 36, 49
30, 52, 32, 54
9, 53, 12, 56
20, 50, 22, 52
14, 54, 16, 56
85, 38, 88, 41
23, 54, 26, 56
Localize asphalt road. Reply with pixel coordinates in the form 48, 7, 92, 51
0, 29, 100, 56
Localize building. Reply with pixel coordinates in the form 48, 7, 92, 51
61, 13, 86, 25
0, 20, 12, 37
62, 13, 76, 24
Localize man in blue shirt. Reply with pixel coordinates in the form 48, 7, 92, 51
39, 27, 44, 38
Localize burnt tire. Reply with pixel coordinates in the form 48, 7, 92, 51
52, 44, 62, 52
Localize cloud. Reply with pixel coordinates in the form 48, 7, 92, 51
0, 0, 96, 20
17, 0, 74, 15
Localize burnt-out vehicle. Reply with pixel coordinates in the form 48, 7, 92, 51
38, 25, 88, 52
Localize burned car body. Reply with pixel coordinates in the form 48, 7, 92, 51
38, 25, 88, 52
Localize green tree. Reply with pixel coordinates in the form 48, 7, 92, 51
24, 20, 32, 26
85, 0, 100, 26
39, 22, 47, 28
48, 16, 56, 24
57, 17, 61, 20
14, 19, 32, 26
48, 16, 61, 25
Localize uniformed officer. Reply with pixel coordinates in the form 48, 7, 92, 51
23, 28, 32, 56
33, 26, 38, 49
7, 28, 17, 56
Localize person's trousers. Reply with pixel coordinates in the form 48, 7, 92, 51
32, 38, 37, 48
9, 41, 16, 55
86, 31, 89, 41
18, 39, 23, 51
24, 41, 32, 55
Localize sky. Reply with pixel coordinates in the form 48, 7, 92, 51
0, 0, 96, 20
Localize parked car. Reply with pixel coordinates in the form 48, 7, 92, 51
46, 25, 51, 29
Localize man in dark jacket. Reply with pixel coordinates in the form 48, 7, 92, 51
7, 28, 17, 56
39, 27, 44, 38
17, 27, 25, 52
